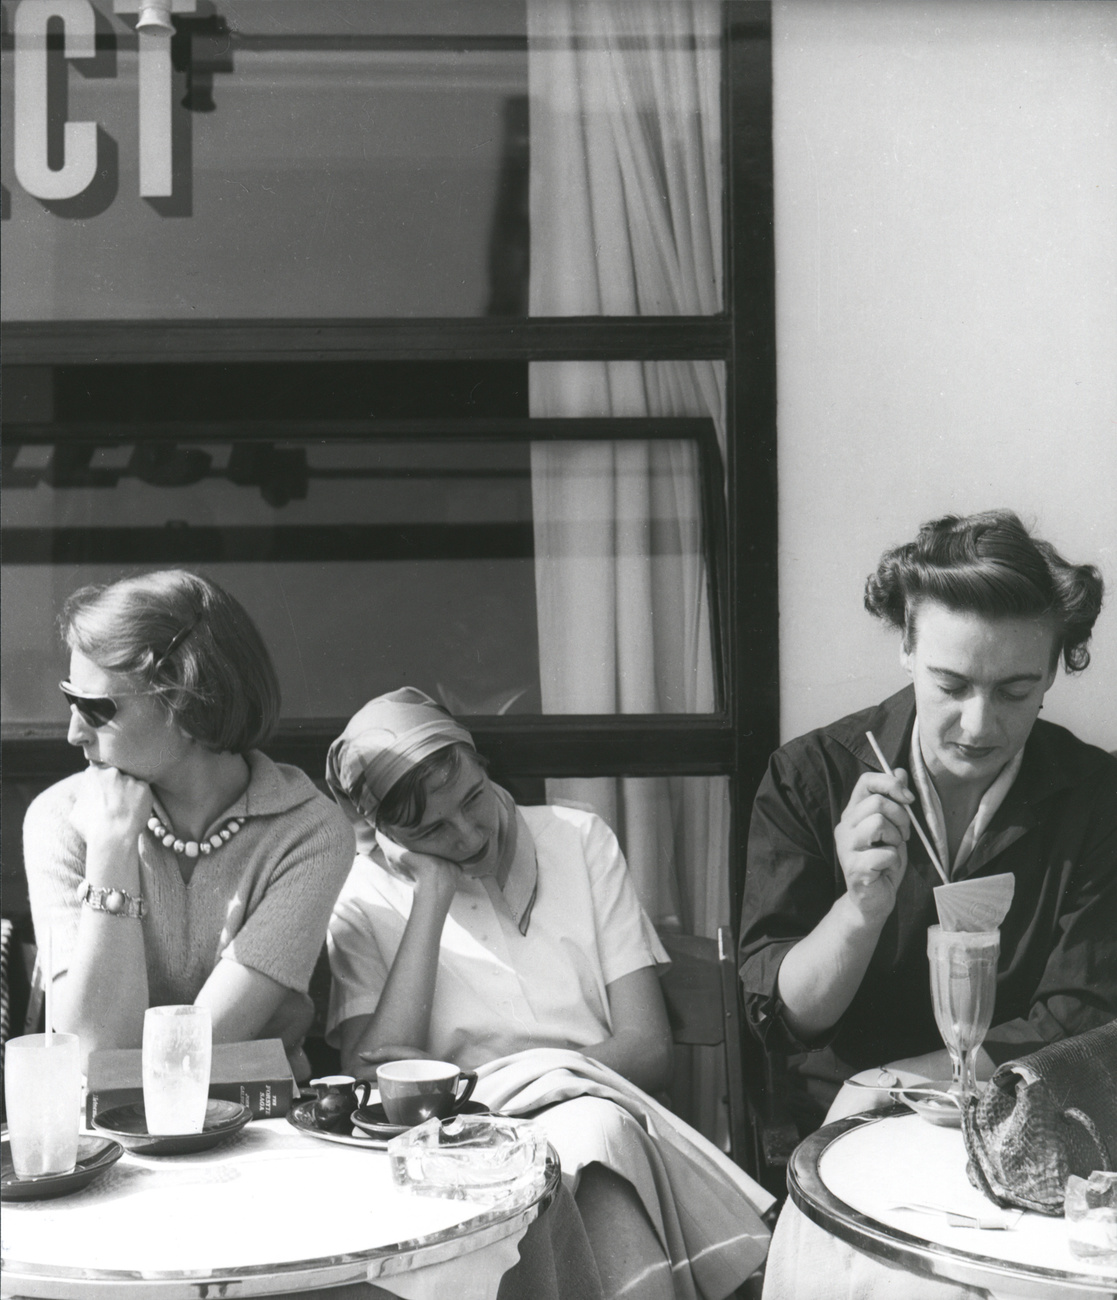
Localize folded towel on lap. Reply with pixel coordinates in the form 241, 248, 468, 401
473, 1047, 774, 1300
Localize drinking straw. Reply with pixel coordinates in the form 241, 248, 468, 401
43, 926, 53, 1044
864, 730, 948, 885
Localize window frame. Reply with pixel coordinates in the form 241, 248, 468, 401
2, 410, 730, 732
0, 1, 776, 923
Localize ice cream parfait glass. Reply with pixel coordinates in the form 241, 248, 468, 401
927, 925, 999, 1101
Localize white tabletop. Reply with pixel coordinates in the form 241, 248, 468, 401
789, 1109, 1117, 1299
1, 1119, 555, 1299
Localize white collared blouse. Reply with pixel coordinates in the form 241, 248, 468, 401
326, 804, 668, 1069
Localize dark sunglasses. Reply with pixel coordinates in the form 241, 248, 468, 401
59, 681, 123, 728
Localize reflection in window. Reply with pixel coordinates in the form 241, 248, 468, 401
529, 0, 722, 319
1, 1, 529, 320
1, 432, 718, 722
1, 0, 724, 323
527, 0, 729, 1082
1, 440, 540, 721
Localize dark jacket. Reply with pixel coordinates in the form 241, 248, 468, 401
739, 686, 1117, 1071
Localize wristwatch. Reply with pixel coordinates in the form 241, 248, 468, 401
77, 879, 146, 919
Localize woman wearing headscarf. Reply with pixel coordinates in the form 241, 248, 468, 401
23, 570, 355, 1075
325, 688, 772, 1300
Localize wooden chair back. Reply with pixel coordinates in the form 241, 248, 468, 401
657, 926, 750, 1169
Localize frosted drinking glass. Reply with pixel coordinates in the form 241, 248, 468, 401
4, 1032, 81, 1177
142, 1006, 212, 1134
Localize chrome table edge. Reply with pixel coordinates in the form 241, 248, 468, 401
0, 1150, 561, 1297
787, 1109, 1117, 1300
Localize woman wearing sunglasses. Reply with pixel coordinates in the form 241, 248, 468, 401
23, 570, 355, 1072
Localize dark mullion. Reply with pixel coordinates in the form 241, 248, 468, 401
0, 29, 770, 55
726, 2, 779, 928
0, 317, 731, 367
700, 413, 731, 717
285, 727, 736, 780
3, 524, 537, 566
0, 33, 532, 54
3, 718, 736, 785
458, 717, 734, 777
5, 417, 717, 445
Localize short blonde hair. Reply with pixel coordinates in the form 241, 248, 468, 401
62, 570, 280, 753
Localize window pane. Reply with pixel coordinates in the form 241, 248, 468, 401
2, 430, 720, 721
1, 1, 528, 321
528, 359, 726, 715
1, 0, 723, 323
528, 1, 723, 317
532, 437, 718, 713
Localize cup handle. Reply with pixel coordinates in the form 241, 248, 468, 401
454, 1070, 478, 1109
354, 1080, 375, 1110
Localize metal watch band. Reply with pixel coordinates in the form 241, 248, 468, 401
77, 879, 146, 919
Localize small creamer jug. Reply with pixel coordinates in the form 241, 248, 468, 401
308, 1075, 373, 1133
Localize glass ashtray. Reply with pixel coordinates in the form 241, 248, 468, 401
1066, 1170, 1117, 1262
387, 1114, 547, 1206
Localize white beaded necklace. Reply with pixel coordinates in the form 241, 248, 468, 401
147, 812, 243, 859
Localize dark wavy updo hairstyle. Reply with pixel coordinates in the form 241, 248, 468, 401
864, 511, 1104, 673
62, 570, 281, 752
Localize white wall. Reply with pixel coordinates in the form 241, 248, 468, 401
772, 0, 1117, 748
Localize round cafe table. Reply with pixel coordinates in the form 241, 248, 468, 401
0, 1118, 560, 1300
786, 1107, 1117, 1300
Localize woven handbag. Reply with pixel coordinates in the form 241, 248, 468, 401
962, 1020, 1117, 1214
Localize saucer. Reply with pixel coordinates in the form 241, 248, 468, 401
92, 1099, 251, 1155
896, 1087, 963, 1128
351, 1099, 489, 1140
349, 1102, 410, 1140
288, 1097, 391, 1149
2, 1134, 124, 1201
287, 1097, 492, 1149
845, 1071, 965, 1127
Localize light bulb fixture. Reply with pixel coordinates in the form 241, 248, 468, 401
136, 1, 174, 35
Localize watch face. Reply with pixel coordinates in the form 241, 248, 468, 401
81, 882, 144, 919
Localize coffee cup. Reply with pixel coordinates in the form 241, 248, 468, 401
376, 1060, 477, 1127
308, 1075, 374, 1133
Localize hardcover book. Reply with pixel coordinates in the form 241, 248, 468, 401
86, 1037, 295, 1125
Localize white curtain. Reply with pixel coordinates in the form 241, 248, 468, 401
528, 0, 730, 1139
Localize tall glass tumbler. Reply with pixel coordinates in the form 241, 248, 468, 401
4, 1032, 81, 1177
142, 1005, 212, 1134
927, 925, 999, 1100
